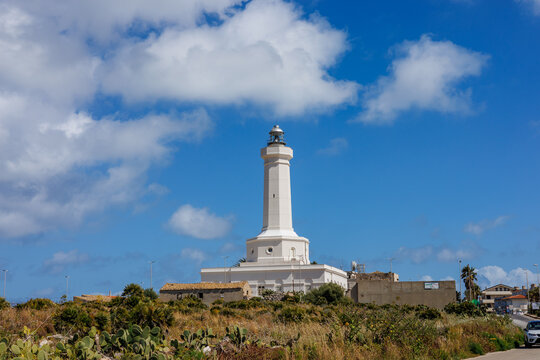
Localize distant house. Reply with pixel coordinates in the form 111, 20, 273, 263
480, 284, 513, 312
73, 294, 118, 303
494, 294, 528, 314
159, 282, 252, 305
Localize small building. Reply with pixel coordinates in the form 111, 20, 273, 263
159, 282, 252, 305
73, 294, 118, 303
351, 279, 456, 309
494, 294, 528, 314
479, 284, 513, 312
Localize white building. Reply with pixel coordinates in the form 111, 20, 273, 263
201, 126, 347, 296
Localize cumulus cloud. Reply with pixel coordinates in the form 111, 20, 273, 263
395, 246, 434, 264
437, 248, 473, 262
477, 266, 537, 288
317, 138, 348, 156
0, 0, 358, 238
99, 0, 358, 115
169, 205, 233, 240
357, 35, 488, 124
463, 215, 509, 235
181, 248, 208, 263
42, 250, 89, 274
420, 275, 433, 281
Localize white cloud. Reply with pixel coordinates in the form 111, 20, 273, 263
478, 265, 537, 288
317, 138, 348, 156
42, 250, 89, 274
0, 1, 357, 238
181, 248, 207, 263
396, 245, 475, 264
442, 276, 455, 281
420, 275, 433, 281
517, 0, 540, 15
99, 0, 358, 115
437, 248, 473, 262
396, 246, 433, 264
0, 106, 213, 238
169, 205, 233, 240
463, 215, 509, 235
357, 35, 488, 124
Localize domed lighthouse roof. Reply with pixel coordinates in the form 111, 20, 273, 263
268, 125, 286, 145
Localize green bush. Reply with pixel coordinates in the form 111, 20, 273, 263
95, 312, 109, 331
277, 306, 306, 323
0, 297, 10, 311
468, 341, 484, 355
53, 305, 92, 333
417, 307, 442, 320
305, 283, 345, 305
444, 302, 485, 317
15, 298, 56, 310
144, 288, 159, 300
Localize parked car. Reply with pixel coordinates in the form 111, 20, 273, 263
524, 321, 540, 348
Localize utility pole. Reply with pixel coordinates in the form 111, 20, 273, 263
149, 261, 155, 290
65, 275, 69, 301
1, 269, 7, 299
526, 269, 530, 313
458, 259, 462, 303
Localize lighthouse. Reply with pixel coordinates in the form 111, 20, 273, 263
200, 126, 347, 296
246, 125, 310, 265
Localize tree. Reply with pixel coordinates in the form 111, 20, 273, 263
461, 265, 479, 301
122, 283, 144, 298
305, 283, 346, 305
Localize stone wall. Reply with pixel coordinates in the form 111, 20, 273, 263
159, 288, 246, 305
353, 280, 456, 309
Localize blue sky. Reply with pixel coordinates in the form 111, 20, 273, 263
0, 0, 539, 302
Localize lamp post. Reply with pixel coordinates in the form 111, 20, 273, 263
525, 269, 530, 314
1, 269, 7, 299
534, 264, 540, 288
65, 275, 69, 301
149, 261, 155, 290
458, 259, 462, 303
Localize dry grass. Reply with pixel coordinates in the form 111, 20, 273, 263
0, 303, 523, 360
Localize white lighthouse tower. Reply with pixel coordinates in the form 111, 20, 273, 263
200, 126, 347, 296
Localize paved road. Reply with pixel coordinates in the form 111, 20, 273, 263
473, 347, 540, 359
474, 314, 540, 359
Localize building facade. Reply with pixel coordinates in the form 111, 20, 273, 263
201, 126, 347, 296
479, 284, 513, 312
494, 294, 528, 314
352, 279, 456, 309
159, 282, 251, 305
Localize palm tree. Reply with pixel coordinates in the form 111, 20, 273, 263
461, 265, 478, 301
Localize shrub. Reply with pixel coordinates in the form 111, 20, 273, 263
95, 312, 109, 331
53, 306, 92, 333
468, 341, 484, 355
305, 283, 345, 305
122, 283, 144, 298
417, 307, 442, 320
277, 306, 306, 323
0, 297, 10, 311
16, 298, 56, 310
261, 289, 275, 297
130, 302, 174, 328
212, 299, 224, 305
143, 288, 158, 300
444, 302, 485, 317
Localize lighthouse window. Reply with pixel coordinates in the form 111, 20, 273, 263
251, 248, 254, 254
266, 247, 273, 254
273, 194, 275, 198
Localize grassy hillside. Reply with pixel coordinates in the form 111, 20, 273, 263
0, 285, 523, 359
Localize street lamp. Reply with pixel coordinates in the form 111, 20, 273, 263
149, 261, 156, 290
65, 275, 69, 301
1, 269, 7, 299
534, 264, 540, 288
458, 259, 462, 303
525, 269, 530, 314
388, 258, 395, 274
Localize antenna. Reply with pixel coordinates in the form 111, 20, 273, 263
351, 261, 357, 272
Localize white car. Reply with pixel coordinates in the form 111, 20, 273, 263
524, 321, 540, 348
